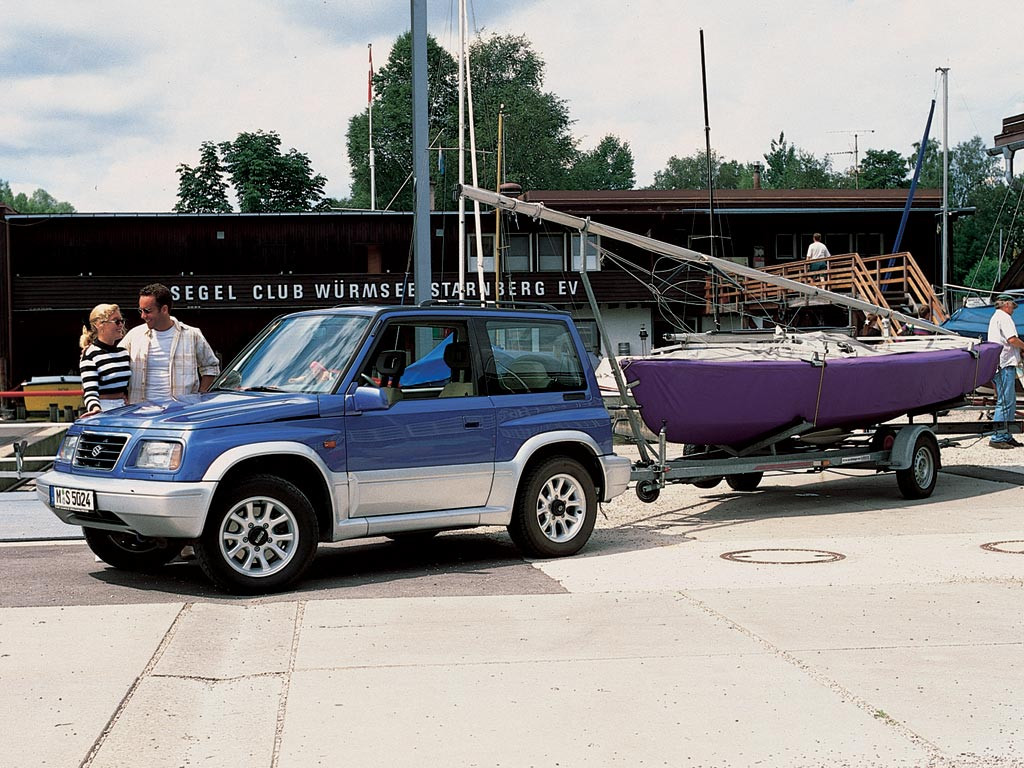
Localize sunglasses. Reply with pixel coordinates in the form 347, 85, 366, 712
104, 318, 125, 326
138, 307, 157, 315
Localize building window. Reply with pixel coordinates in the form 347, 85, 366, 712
502, 234, 531, 272
569, 234, 601, 272
537, 233, 565, 271
467, 234, 495, 273
854, 233, 884, 256
776, 233, 796, 261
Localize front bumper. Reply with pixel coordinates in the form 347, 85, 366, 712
36, 470, 216, 539
599, 453, 632, 502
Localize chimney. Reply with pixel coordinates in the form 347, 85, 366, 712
752, 162, 763, 190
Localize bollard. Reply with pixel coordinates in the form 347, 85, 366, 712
15, 403, 26, 420
49, 403, 59, 422
64, 405, 74, 422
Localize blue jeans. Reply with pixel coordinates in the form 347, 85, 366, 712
991, 365, 1017, 443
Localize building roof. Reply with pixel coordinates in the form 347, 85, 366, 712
522, 188, 943, 215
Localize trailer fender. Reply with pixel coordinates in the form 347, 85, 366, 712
887, 425, 938, 470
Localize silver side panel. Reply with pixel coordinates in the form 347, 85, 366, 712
347, 462, 494, 518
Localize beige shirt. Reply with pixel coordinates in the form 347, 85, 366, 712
121, 316, 220, 403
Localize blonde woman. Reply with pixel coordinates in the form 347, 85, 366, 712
79, 304, 131, 414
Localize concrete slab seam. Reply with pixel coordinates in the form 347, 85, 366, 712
673, 589, 947, 763
270, 600, 305, 768
80, 602, 192, 768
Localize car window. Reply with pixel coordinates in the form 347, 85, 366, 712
483, 319, 585, 395
215, 314, 370, 393
362, 320, 477, 401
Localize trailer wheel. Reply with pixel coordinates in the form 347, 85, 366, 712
692, 476, 722, 489
896, 432, 939, 499
726, 472, 763, 492
635, 480, 661, 503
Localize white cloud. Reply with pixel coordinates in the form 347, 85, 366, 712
2, 0, 1021, 210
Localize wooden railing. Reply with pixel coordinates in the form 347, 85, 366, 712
706, 252, 947, 331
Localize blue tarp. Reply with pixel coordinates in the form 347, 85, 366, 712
942, 305, 1024, 340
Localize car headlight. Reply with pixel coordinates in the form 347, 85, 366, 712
57, 434, 80, 463
136, 441, 183, 471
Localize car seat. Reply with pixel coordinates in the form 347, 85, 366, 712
440, 341, 474, 397
376, 349, 406, 405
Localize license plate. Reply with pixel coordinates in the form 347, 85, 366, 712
51, 486, 95, 513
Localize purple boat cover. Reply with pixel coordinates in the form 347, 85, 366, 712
623, 342, 1001, 445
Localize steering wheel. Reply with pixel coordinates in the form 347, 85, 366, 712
360, 374, 379, 387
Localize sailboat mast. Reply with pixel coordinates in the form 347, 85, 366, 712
459, 183, 954, 336
699, 29, 719, 330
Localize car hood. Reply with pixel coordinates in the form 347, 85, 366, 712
75, 391, 321, 430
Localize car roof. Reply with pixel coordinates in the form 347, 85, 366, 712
284, 302, 571, 321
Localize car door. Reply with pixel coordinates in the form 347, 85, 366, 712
344, 317, 496, 517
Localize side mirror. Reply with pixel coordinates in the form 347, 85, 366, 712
346, 385, 388, 413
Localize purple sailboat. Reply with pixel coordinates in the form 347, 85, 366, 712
623, 333, 1001, 446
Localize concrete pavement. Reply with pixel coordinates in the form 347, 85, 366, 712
2, 468, 1023, 767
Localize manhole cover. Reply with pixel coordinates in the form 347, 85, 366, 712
981, 540, 1024, 555
720, 548, 845, 565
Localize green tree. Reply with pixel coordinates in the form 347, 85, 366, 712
567, 135, 635, 190
858, 149, 909, 189
0, 179, 75, 213
955, 176, 1024, 288
649, 150, 752, 190
762, 132, 836, 189
910, 136, 999, 206
174, 141, 231, 212
346, 32, 633, 208
219, 131, 328, 212
347, 32, 459, 211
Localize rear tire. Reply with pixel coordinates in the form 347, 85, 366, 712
691, 476, 722, 489
84, 528, 181, 571
896, 433, 939, 500
195, 474, 319, 594
509, 457, 597, 558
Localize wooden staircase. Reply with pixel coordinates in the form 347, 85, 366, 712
706, 252, 947, 333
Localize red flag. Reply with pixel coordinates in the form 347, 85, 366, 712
367, 44, 373, 104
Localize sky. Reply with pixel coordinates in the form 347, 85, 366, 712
2, 0, 1022, 213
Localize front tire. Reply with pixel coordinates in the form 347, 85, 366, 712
84, 528, 182, 570
195, 474, 319, 594
509, 457, 597, 558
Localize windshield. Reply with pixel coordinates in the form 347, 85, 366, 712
213, 314, 371, 394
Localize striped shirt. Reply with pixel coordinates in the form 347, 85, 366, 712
79, 340, 131, 411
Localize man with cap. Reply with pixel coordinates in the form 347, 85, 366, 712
986, 293, 1024, 448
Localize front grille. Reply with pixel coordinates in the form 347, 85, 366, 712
74, 432, 129, 471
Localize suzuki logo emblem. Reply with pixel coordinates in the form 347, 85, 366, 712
91, 445, 103, 458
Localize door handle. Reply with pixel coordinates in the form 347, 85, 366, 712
464, 419, 480, 428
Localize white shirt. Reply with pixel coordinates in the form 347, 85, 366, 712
806, 241, 830, 261
987, 308, 1021, 369
144, 327, 175, 400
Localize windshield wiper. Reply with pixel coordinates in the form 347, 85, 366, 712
244, 386, 286, 393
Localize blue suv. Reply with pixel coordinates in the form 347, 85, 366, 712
38, 304, 630, 593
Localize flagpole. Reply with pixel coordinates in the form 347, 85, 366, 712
368, 43, 376, 211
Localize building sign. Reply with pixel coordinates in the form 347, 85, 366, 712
166, 276, 584, 305
12, 272, 650, 312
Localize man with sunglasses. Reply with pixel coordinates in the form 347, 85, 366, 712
121, 283, 220, 404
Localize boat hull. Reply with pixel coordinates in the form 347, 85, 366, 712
623, 343, 1001, 446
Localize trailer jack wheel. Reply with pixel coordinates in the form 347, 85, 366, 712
636, 480, 661, 503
